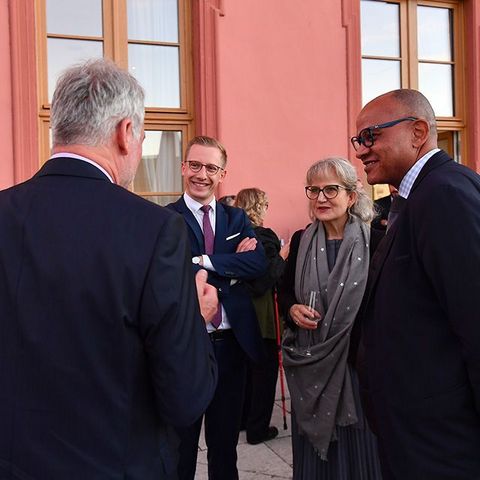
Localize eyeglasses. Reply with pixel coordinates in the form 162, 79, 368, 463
184, 160, 224, 176
350, 116, 418, 151
305, 184, 350, 200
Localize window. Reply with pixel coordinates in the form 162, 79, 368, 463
360, 0, 465, 196
36, 0, 194, 205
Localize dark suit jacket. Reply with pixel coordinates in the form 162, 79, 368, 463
168, 197, 266, 362
362, 150, 480, 479
0, 158, 217, 480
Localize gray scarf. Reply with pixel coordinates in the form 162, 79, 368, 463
282, 216, 370, 460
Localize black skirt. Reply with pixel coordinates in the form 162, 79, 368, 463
291, 366, 383, 480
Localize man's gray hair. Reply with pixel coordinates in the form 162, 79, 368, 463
306, 157, 375, 223
51, 58, 145, 147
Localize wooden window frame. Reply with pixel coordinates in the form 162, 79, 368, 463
361, 0, 465, 160
362, 0, 466, 131
35, 0, 195, 201
358, 0, 468, 198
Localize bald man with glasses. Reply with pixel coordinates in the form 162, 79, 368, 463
353, 89, 480, 479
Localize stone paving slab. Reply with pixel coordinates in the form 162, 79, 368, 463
195, 377, 293, 479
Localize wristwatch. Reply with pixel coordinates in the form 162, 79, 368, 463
192, 256, 202, 265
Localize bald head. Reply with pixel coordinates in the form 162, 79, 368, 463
376, 89, 437, 137
354, 89, 439, 187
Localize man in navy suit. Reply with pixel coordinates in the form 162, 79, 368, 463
168, 136, 266, 480
0, 59, 218, 480
353, 89, 480, 479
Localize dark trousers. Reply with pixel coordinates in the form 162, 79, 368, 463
176, 331, 247, 480
243, 338, 279, 442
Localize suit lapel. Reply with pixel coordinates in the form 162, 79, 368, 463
364, 224, 399, 308
410, 150, 452, 193
214, 202, 228, 253
365, 149, 453, 307
174, 196, 204, 250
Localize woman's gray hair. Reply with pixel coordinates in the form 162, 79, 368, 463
51, 58, 145, 147
306, 157, 375, 223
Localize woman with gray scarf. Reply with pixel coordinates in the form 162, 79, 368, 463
279, 157, 383, 480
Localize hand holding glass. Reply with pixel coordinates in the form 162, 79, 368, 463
303, 290, 321, 327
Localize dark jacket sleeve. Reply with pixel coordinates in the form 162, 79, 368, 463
277, 228, 304, 329
139, 213, 217, 427
207, 211, 267, 281
245, 226, 285, 297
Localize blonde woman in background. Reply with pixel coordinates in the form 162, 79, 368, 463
235, 188, 289, 444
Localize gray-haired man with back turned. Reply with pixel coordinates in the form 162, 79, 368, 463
0, 58, 217, 480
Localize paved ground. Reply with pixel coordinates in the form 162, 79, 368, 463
195, 376, 293, 479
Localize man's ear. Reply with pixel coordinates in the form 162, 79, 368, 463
412, 119, 430, 147
116, 118, 133, 154
218, 169, 227, 183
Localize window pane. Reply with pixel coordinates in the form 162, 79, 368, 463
134, 131, 183, 193
47, 0, 102, 37
361, 0, 400, 57
129, 45, 180, 107
127, 0, 178, 42
418, 6, 452, 61
362, 59, 401, 106
418, 63, 453, 116
47, 38, 103, 102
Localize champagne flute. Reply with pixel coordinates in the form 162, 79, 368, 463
303, 290, 320, 356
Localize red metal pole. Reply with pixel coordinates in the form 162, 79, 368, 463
273, 289, 288, 430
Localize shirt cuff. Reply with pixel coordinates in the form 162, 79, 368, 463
202, 255, 215, 271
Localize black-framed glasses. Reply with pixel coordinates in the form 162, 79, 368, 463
184, 160, 224, 176
350, 116, 418, 151
305, 184, 349, 200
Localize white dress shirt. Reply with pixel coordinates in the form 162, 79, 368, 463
398, 148, 440, 199
183, 192, 231, 331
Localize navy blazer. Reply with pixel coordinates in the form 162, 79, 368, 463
0, 158, 217, 480
362, 150, 480, 479
168, 196, 266, 362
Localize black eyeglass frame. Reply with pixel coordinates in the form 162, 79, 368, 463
305, 184, 350, 200
350, 116, 418, 151
184, 160, 225, 176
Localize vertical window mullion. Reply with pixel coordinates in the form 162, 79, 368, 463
407, 0, 417, 89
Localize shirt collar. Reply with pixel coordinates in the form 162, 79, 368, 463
50, 152, 114, 183
398, 148, 440, 198
183, 192, 217, 214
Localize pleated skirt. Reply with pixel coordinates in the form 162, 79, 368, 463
291, 367, 383, 480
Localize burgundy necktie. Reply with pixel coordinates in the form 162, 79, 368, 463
200, 205, 222, 328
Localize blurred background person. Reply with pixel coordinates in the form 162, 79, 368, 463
235, 188, 289, 445
279, 157, 383, 480
371, 185, 399, 232
218, 194, 236, 206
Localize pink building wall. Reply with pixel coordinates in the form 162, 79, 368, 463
1, 0, 479, 242
0, 0, 14, 189
214, 0, 359, 240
